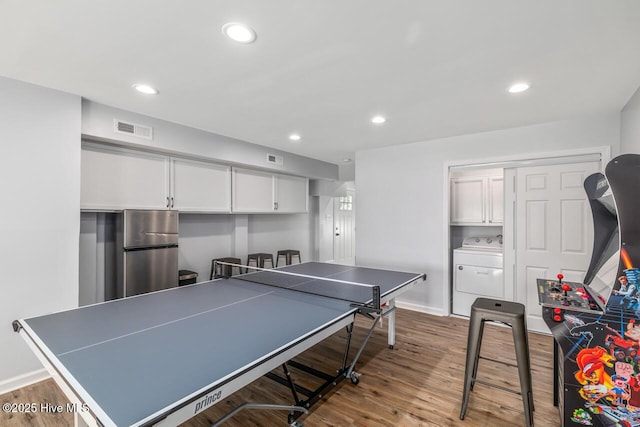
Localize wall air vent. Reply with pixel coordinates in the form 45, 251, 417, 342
114, 119, 153, 140
267, 154, 284, 165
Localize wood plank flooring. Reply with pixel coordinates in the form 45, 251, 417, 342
0, 310, 560, 426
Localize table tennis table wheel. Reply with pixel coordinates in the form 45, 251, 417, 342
350, 371, 361, 384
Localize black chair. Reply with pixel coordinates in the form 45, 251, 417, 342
460, 298, 534, 427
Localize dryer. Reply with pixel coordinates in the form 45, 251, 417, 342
452, 236, 504, 317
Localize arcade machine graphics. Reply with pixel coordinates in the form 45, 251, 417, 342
538, 154, 640, 427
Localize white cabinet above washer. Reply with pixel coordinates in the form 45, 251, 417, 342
450, 174, 503, 225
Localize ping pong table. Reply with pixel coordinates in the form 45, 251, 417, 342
13, 262, 425, 427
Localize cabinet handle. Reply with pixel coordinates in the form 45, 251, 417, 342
274, 202, 278, 210
171, 197, 174, 208
166, 197, 170, 208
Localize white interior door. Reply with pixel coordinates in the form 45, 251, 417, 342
333, 191, 356, 265
515, 161, 600, 332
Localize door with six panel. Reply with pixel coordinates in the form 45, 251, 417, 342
515, 161, 600, 332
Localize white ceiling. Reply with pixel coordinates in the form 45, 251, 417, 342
2, 1, 640, 164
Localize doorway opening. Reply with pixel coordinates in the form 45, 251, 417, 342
333, 190, 356, 265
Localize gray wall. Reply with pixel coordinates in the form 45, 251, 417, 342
622, 85, 640, 153
179, 211, 317, 283
0, 77, 81, 392
82, 100, 338, 180
355, 113, 620, 314
177, 214, 235, 281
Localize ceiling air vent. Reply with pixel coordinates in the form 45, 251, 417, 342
267, 154, 283, 165
114, 119, 153, 140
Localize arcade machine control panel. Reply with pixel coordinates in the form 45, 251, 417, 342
537, 274, 604, 318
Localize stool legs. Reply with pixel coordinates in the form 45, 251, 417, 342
512, 320, 534, 427
460, 317, 483, 419
469, 319, 485, 392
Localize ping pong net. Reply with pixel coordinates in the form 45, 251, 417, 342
214, 261, 381, 313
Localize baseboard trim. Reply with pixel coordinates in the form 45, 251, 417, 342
396, 301, 444, 316
0, 369, 50, 395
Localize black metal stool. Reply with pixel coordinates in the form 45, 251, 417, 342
210, 257, 242, 279
246, 253, 274, 272
276, 249, 301, 267
460, 298, 534, 427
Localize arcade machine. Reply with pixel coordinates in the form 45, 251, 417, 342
538, 154, 640, 427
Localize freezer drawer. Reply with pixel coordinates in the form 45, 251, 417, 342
122, 209, 178, 248
123, 247, 179, 297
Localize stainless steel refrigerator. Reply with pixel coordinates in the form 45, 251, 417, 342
115, 209, 179, 298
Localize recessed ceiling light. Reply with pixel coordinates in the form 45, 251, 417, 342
132, 84, 158, 95
343, 158, 352, 163
289, 134, 301, 141
222, 23, 257, 44
371, 115, 386, 124
508, 82, 530, 93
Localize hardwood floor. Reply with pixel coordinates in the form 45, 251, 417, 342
0, 310, 560, 426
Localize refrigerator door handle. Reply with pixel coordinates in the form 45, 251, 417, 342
142, 232, 178, 237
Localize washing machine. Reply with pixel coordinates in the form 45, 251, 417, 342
452, 236, 504, 317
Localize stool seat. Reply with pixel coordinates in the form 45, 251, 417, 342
470, 298, 526, 320
460, 298, 534, 427
210, 257, 242, 279
276, 249, 301, 267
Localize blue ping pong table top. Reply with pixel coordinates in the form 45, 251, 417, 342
18, 262, 423, 426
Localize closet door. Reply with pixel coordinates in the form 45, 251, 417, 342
514, 161, 599, 332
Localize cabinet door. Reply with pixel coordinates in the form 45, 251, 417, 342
275, 174, 308, 213
450, 177, 485, 224
171, 159, 231, 212
488, 176, 504, 224
231, 168, 274, 213
81, 144, 169, 210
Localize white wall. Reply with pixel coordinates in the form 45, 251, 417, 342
355, 114, 620, 315
622, 85, 640, 153
79, 213, 99, 306
317, 196, 335, 262
0, 77, 81, 392
178, 214, 234, 281
248, 211, 317, 266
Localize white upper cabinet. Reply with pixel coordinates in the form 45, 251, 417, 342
450, 174, 503, 225
450, 177, 485, 224
275, 174, 309, 213
81, 144, 169, 210
82, 144, 307, 214
81, 144, 231, 212
231, 168, 275, 213
170, 158, 231, 212
231, 168, 308, 213
488, 176, 504, 224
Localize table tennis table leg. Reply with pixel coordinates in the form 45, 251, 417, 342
386, 298, 396, 349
